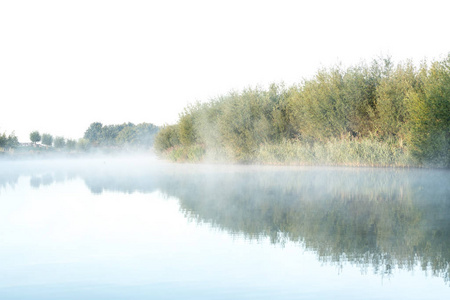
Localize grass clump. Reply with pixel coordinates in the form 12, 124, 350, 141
255, 138, 413, 167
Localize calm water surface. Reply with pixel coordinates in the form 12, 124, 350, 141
0, 157, 449, 299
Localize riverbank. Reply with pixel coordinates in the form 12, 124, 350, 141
154, 55, 450, 168
157, 138, 425, 168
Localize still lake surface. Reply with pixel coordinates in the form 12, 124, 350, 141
0, 156, 449, 299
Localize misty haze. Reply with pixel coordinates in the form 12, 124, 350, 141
2, 1, 450, 299
0, 157, 449, 299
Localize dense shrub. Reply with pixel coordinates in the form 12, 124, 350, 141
155, 55, 450, 167
406, 55, 450, 166
154, 124, 180, 153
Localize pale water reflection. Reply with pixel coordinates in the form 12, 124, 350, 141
0, 157, 449, 299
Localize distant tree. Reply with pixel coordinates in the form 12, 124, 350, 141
84, 122, 103, 145
116, 126, 137, 146
6, 132, 19, 149
76, 138, 90, 151
66, 139, 76, 150
0, 133, 6, 149
30, 131, 41, 145
41, 133, 53, 147
54, 136, 66, 149
135, 123, 159, 147
1, 131, 19, 150
100, 124, 128, 146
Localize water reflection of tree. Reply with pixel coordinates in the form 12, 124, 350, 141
0, 172, 19, 190
1, 162, 449, 283
75, 165, 450, 283
153, 167, 450, 283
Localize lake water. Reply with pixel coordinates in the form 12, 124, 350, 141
0, 157, 449, 299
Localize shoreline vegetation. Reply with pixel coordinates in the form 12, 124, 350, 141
154, 55, 450, 168
2, 55, 449, 168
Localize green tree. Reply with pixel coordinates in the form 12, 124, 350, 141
84, 122, 103, 145
178, 109, 197, 146
6, 132, 19, 149
66, 139, 76, 150
196, 101, 224, 150
0, 133, 6, 149
41, 133, 53, 147
82, 122, 159, 149
341, 64, 378, 136
76, 138, 90, 151
116, 126, 137, 146
269, 83, 295, 141
30, 131, 41, 144
154, 125, 180, 152
287, 67, 347, 141
375, 61, 418, 138
407, 56, 450, 166
216, 89, 272, 161
134, 123, 159, 147
54, 136, 66, 149
100, 124, 128, 146
153, 53, 449, 167
1, 131, 19, 150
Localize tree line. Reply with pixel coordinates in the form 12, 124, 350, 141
155, 54, 450, 167
0, 131, 19, 151
29, 130, 77, 150
82, 122, 159, 148
26, 122, 159, 152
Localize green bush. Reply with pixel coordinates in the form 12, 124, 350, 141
406, 56, 450, 167
154, 125, 180, 153
154, 54, 450, 167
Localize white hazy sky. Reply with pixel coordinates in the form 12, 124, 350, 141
1, 0, 449, 142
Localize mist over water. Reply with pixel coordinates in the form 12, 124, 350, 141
0, 157, 449, 299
